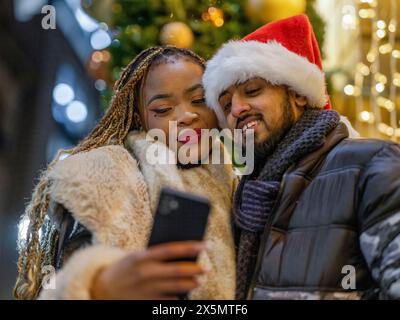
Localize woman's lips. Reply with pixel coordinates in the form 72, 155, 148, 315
178, 128, 202, 145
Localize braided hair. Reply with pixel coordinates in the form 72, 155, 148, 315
14, 45, 205, 300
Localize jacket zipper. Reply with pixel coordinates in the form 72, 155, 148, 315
245, 165, 293, 300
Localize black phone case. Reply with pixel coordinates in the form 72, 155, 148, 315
148, 187, 210, 248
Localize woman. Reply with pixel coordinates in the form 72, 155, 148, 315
15, 46, 236, 300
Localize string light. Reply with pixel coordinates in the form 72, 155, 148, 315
377, 97, 395, 111
342, 5, 357, 29
357, 62, 370, 76
393, 72, 400, 86
359, 111, 375, 123
388, 23, 396, 33
392, 50, 400, 58
366, 51, 376, 62
376, 29, 386, 38
378, 43, 392, 54
344, 84, 355, 95
375, 82, 385, 93
344, 0, 399, 141
374, 72, 387, 84
359, 9, 376, 19
377, 20, 386, 29
388, 0, 398, 137
202, 7, 224, 28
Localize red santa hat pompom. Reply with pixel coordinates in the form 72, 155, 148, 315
203, 14, 331, 127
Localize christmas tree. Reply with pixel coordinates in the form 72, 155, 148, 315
108, 0, 258, 79
86, 0, 325, 106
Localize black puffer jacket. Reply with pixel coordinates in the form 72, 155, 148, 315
247, 123, 400, 299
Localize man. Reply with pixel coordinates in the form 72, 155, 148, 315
203, 14, 400, 300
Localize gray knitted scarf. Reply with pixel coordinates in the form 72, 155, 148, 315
234, 108, 340, 299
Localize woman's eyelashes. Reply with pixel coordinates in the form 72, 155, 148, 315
149, 107, 172, 116
148, 95, 205, 117
192, 96, 206, 105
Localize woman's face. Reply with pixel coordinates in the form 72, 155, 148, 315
140, 59, 218, 163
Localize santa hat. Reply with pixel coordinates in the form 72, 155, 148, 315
203, 14, 331, 127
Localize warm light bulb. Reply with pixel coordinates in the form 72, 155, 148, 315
344, 84, 355, 95
375, 83, 385, 93
215, 18, 224, 27
357, 63, 370, 76
377, 20, 386, 29
374, 73, 387, 84
360, 111, 371, 122
379, 43, 392, 54
392, 50, 400, 58
377, 29, 386, 39
388, 23, 396, 33
359, 9, 376, 19
367, 52, 376, 62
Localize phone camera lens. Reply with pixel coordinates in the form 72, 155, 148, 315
169, 200, 179, 210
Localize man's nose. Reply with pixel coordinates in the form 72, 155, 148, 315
231, 93, 251, 118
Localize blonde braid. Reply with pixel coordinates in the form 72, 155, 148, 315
14, 45, 205, 299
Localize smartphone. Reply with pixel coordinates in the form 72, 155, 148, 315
148, 187, 210, 261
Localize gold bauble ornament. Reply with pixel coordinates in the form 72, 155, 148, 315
245, 0, 306, 23
159, 22, 194, 49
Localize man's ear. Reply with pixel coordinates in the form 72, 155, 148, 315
289, 90, 307, 108
287, 89, 307, 121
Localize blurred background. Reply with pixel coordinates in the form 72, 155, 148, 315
0, 0, 399, 299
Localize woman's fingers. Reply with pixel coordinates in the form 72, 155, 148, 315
113, 242, 208, 299
133, 261, 205, 281
91, 242, 208, 300
138, 241, 206, 262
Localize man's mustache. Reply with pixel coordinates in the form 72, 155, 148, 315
236, 113, 263, 129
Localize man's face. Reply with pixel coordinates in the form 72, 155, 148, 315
218, 78, 304, 157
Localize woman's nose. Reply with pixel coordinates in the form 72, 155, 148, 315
177, 111, 199, 126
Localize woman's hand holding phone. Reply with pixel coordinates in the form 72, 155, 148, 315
90, 241, 207, 300
91, 188, 210, 299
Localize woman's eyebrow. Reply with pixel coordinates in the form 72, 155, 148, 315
146, 93, 172, 105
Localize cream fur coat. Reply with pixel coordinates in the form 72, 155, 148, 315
38, 132, 237, 300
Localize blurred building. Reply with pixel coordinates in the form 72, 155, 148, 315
317, 0, 400, 142
0, 0, 105, 299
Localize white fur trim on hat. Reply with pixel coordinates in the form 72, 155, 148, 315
203, 40, 328, 127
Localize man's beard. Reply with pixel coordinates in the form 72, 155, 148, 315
247, 92, 295, 164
